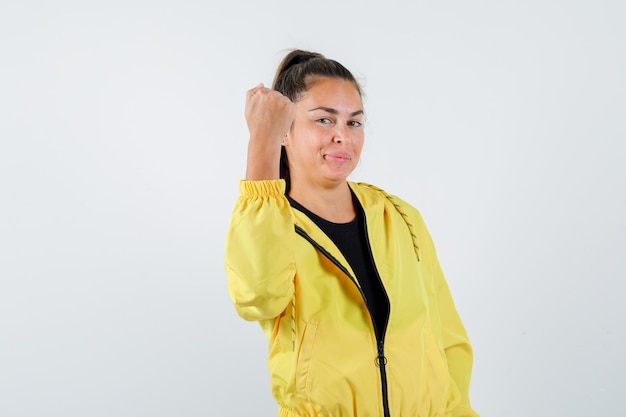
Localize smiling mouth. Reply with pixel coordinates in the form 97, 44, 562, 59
324, 154, 351, 163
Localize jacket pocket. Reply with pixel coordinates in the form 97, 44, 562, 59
295, 321, 319, 394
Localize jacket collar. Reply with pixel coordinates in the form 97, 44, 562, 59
289, 182, 387, 279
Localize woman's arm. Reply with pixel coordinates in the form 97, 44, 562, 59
419, 213, 478, 417
225, 180, 296, 321
400, 199, 479, 417
244, 83, 295, 181
225, 85, 297, 321
432, 257, 479, 417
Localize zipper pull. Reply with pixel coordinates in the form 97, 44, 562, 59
376, 341, 387, 367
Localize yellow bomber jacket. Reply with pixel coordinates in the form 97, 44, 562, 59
225, 180, 479, 417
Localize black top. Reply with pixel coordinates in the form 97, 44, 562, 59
288, 193, 390, 339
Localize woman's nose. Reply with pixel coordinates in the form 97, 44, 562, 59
333, 125, 348, 143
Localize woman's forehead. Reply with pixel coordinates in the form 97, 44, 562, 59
298, 78, 363, 109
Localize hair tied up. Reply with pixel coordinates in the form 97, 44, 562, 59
281, 53, 320, 74
296, 54, 316, 64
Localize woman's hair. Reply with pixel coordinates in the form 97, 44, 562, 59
271, 49, 362, 192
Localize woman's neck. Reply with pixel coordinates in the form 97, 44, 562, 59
288, 181, 355, 223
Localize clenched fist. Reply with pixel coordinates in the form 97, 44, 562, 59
245, 84, 296, 181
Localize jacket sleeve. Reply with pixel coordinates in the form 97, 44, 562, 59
407, 204, 479, 417
224, 180, 296, 322
432, 255, 479, 417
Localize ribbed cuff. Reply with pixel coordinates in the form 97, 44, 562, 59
239, 179, 286, 197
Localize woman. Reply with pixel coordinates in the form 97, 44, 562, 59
225, 50, 479, 417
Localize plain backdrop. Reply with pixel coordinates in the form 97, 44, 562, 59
1, 1, 625, 416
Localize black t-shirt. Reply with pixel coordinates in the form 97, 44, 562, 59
288, 194, 390, 340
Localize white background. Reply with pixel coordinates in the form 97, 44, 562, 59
1, 1, 625, 416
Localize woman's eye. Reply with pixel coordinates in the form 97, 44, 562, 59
317, 118, 332, 124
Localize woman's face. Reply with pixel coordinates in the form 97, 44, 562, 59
284, 77, 364, 189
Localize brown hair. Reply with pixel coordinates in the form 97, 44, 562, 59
271, 49, 362, 192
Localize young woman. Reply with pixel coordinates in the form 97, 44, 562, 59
225, 50, 479, 417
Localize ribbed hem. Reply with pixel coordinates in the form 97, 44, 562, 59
278, 406, 302, 417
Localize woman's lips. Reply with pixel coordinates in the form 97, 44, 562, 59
324, 152, 351, 163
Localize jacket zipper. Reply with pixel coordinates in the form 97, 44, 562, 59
294, 225, 391, 417
359, 210, 391, 417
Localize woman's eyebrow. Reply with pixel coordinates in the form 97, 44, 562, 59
308, 107, 364, 117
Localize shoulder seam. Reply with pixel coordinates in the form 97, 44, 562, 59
356, 182, 420, 262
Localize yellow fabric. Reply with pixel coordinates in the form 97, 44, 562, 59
225, 180, 479, 417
